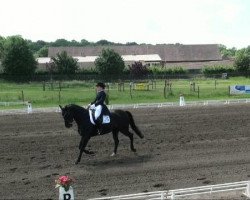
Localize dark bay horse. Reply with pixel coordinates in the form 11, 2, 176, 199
59, 104, 144, 164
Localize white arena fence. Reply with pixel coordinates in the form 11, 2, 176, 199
0, 101, 28, 106
88, 180, 250, 200
1, 98, 250, 115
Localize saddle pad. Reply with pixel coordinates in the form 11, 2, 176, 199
88, 110, 110, 125
89, 110, 95, 125
102, 115, 110, 124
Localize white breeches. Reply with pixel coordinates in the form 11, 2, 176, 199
94, 105, 102, 120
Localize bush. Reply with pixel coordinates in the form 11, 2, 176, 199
129, 62, 149, 78
149, 66, 187, 75
202, 65, 235, 75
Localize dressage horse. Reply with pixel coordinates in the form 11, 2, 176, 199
59, 104, 144, 164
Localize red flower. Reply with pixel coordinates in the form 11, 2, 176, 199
55, 175, 74, 191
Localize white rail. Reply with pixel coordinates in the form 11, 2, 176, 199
1, 98, 250, 115
0, 101, 28, 106
88, 180, 250, 200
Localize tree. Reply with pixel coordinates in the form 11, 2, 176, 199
218, 44, 237, 59
129, 61, 149, 78
2, 36, 37, 78
51, 51, 79, 74
126, 42, 138, 46
234, 47, 250, 73
80, 39, 91, 46
27, 39, 48, 54
52, 39, 70, 47
36, 46, 48, 57
0, 36, 5, 59
95, 40, 114, 46
95, 48, 125, 76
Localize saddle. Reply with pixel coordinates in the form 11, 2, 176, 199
89, 105, 111, 126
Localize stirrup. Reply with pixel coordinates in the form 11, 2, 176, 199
96, 126, 103, 135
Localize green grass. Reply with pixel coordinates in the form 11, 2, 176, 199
1, 77, 250, 109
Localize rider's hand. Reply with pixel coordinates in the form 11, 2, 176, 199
90, 104, 95, 110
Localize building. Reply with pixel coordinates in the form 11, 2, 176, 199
43, 44, 233, 72
37, 54, 162, 71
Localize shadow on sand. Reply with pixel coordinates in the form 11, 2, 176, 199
82, 153, 152, 168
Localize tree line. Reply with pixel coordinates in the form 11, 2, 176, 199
0, 35, 250, 82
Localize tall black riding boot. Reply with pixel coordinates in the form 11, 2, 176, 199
96, 117, 103, 134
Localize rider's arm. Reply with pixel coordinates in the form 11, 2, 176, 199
94, 91, 106, 106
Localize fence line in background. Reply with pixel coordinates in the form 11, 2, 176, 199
88, 180, 250, 200
1, 98, 250, 115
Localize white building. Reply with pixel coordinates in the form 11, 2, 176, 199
36, 54, 162, 71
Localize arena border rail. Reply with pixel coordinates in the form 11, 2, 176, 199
1, 98, 250, 115
87, 180, 250, 200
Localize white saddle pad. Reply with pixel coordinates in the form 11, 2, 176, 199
89, 110, 110, 125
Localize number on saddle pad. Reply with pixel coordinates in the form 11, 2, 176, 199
102, 115, 110, 124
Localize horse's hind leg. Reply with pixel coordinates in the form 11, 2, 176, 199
121, 130, 136, 152
111, 130, 119, 156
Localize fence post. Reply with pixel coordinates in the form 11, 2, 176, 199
59, 81, 62, 91
58, 91, 61, 103
245, 182, 250, 198
164, 87, 166, 99
170, 192, 175, 200
43, 81, 46, 91
130, 82, 133, 99
198, 86, 200, 98
21, 90, 24, 103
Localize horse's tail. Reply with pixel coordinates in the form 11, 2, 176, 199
125, 111, 144, 139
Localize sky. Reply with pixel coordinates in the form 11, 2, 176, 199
0, 0, 249, 49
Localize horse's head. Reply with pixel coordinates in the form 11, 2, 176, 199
59, 105, 74, 128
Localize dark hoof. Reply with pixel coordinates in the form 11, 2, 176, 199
131, 148, 137, 152
75, 160, 79, 165
84, 150, 95, 155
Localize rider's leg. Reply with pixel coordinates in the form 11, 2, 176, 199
94, 105, 102, 125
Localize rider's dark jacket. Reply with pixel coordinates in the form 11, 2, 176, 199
91, 90, 106, 106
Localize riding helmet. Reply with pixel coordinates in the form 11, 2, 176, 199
96, 82, 106, 88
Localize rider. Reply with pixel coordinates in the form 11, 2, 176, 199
89, 82, 107, 130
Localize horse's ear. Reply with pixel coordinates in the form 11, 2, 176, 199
59, 105, 63, 110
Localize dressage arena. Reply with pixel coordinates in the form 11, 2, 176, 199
0, 104, 250, 199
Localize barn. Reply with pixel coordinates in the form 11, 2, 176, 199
37, 54, 162, 71
47, 44, 233, 72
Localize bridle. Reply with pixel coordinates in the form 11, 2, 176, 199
62, 109, 74, 127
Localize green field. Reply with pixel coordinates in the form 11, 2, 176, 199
1, 77, 250, 109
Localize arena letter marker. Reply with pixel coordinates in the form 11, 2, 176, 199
27, 102, 32, 113
59, 186, 74, 200
179, 94, 185, 106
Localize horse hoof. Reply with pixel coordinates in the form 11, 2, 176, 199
75, 161, 79, 165
111, 153, 116, 157
132, 149, 137, 152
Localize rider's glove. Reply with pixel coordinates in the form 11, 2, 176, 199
90, 104, 95, 110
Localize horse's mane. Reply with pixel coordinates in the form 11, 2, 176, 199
66, 104, 88, 118
67, 104, 86, 111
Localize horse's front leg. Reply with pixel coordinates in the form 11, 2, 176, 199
76, 136, 90, 164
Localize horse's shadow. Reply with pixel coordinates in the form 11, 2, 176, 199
82, 153, 152, 169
